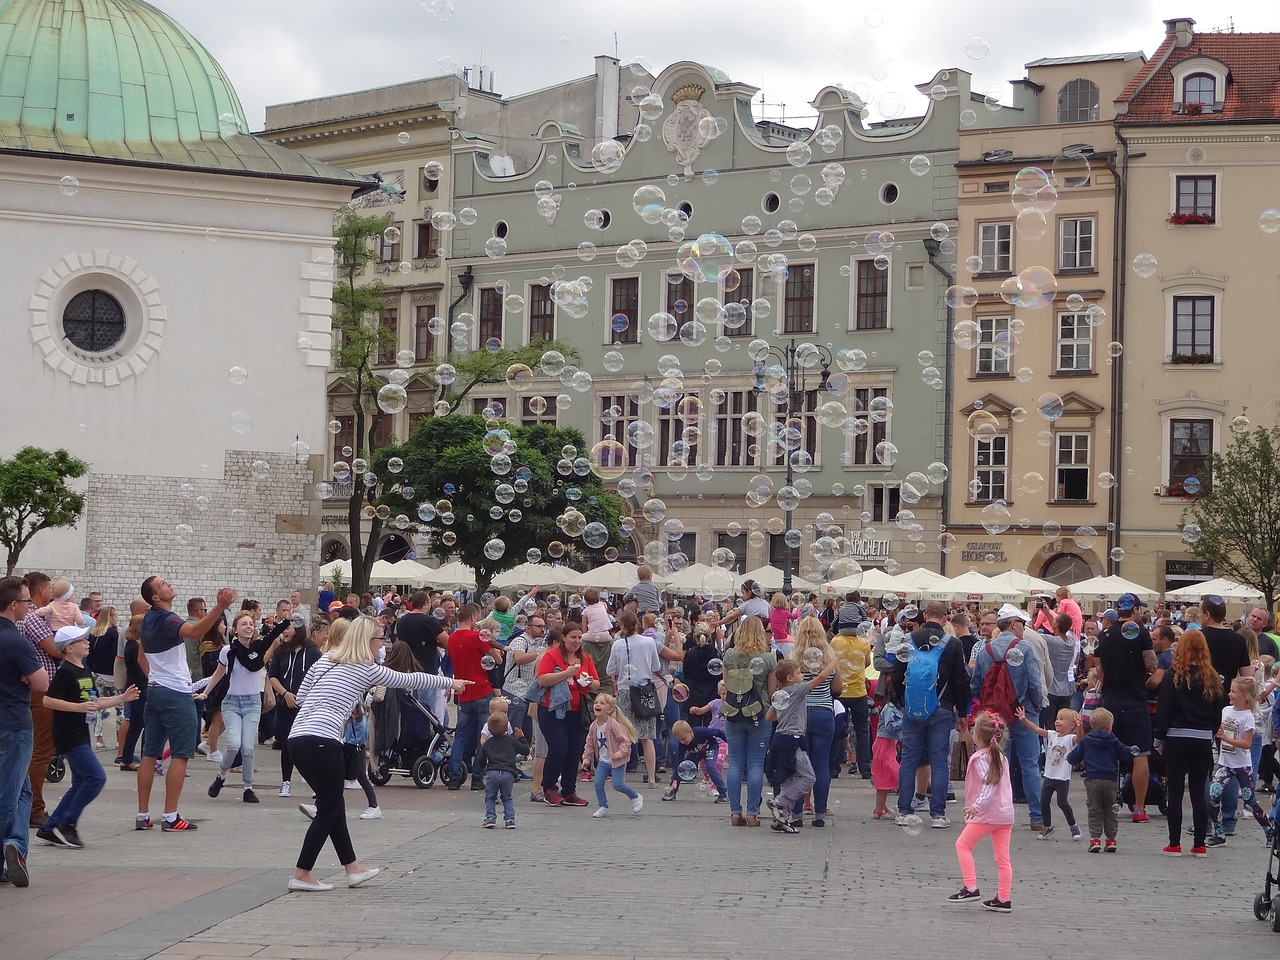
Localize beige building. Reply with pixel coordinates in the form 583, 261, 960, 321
948, 53, 1145, 584
1114, 19, 1280, 593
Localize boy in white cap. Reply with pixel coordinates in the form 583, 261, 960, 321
35, 625, 138, 848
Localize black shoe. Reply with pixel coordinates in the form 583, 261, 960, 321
947, 887, 981, 904
446, 777, 461, 791
3, 843, 28, 887
208, 776, 225, 798
242, 789, 260, 803
470, 779, 484, 791
982, 897, 1012, 913
812, 818, 826, 827
35, 826, 68, 847
54, 825, 83, 848
770, 819, 799, 834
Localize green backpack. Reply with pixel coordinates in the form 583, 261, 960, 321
721, 657, 766, 723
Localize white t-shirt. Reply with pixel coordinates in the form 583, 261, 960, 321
583, 602, 613, 635
218, 644, 264, 698
739, 597, 770, 620
1219, 706, 1256, 768
595, 722, 610, 762
1044, 731, 1077, 781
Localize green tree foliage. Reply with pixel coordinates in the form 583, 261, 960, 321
380, 416, 625, 592
0, 447, 88, 574
428, 340, 582, 415
1184, 424, 1280, 609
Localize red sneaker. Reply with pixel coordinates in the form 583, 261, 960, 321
542, 789, 564, 806
1131, 810, 1150, 823
1104, 838, 1117, 852
561, 793, 590, 807
1190, 845, 1208, 858
1161, 845, 1182, 857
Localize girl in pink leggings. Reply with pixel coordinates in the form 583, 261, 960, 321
948, 711, 1014, 913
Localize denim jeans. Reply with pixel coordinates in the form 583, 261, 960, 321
449, 695, 492, 783
1006, 714, 1043, 823
484, 770, 515, 823
793, 707, 835, 817
0, 728, 34, 861
44, 742, 106, 829
724, 718, 771, 816
897, 707, 954, 817
218, 694, 261, 784
593, 761, 640, 807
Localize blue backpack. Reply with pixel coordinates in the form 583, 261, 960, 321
903, 636, 949, 721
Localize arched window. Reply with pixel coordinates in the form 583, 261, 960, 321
1183, 73, 1216, 106
1056, 79, 1100, 123
1040, 553, 1094, 585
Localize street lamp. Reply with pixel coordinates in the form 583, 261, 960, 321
752, 338, 832, 594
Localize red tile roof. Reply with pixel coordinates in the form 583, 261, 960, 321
1117, 32, 1280, 122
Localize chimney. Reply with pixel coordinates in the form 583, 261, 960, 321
1164, 17, 1196, 49
595, 55, 620, 140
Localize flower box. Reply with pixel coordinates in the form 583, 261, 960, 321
1183, 101, 1205, 115
1167, 352, 1216, 365
1167, 212, 1215, 225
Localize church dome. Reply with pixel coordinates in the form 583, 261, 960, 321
0, 0, 248, 146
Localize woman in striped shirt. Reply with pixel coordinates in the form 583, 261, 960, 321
287, 616, 469, 892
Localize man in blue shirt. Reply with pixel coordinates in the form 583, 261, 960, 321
0, 576, 48, 887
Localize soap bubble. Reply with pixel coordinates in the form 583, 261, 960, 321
228, 366, 248, 386
964, 36, 990, 60
749, 656, 769, 677
1182, 476, 1202, 495
1181, 523, 1202, 545
706, 658, 724, 677
1121, 622, 1140, 641
1005, 645, 1025, 667
378, 383, 408, 413
59, 175, 80, 196
229, 411, 253, 435
175, 523, 193, 545
677, 760, 699, 782
900, 814, 924, 836
1132, 253, 1158, 278
484, 538, 506, 560
250, 459, 270, 480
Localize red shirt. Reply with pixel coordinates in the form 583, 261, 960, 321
447, 628, 493, 702
537, 647, 599, 710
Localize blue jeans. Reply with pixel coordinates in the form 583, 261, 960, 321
594, 761, 639, 807
793, 707, 835, 817
218, 694, 261, 784
898, 707, 954, 817
484, 770, 515, 823
1006, 714, 1044, 824
0, 728, 34, 862
44, 742, 106, 829
724, 718, 771, 816
449, 695, 492, 783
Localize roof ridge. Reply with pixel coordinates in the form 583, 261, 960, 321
1116, 35, 1176, 104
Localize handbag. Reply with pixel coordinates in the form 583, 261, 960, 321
622, 638, 661, 719
579, 686, 597, 725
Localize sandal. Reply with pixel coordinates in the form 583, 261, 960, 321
119, 762, 140, 771
731, 813, 746, 826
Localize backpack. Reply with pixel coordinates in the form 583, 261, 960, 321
903, 636, 948, 721
721, 658, 766, 723
977, 638, 1021, 724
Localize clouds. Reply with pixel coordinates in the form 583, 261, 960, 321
157, 0, 1275, 130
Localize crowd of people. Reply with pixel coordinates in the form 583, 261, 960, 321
1, 567, 1277, 909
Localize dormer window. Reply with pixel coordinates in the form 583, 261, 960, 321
1182, 73, 1216, 109
1057, 79, 1100, 124
1170, 58, 1228, 115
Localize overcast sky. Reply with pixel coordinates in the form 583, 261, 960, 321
158, 1, 1276, 131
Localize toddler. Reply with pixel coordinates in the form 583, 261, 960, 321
1016, 706, 1081, 840
1066, 708, 1134, 852
949, 711, 1014, 912
342, 705, 380, 820
474, 714, 528, 828
871, 700, 902, 820
769, 593, 800, 647
38, 580, 89, 631
663, 720, 726, 802
1080, 667, 1102, 729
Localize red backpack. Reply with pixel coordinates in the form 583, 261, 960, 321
977, 638, 1020, 723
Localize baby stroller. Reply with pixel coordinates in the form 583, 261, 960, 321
1119, 747, 1169, 815
369, 689, 453, 789
1254, 825, 1280, 930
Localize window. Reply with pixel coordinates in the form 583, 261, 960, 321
520, 396, 557, 427
414, 221, 436, 259
376, 308, 398, 365
379, 225, 401, 262
717, 533, 748, 572
783, 264, 815, 334
976, 317, 1011, 375
974, 435, 1008, 503
1056, 313, 1092, 372
723, 268, 754, 337
331, 415, 354, 465
414, 305, 435, 361
1169, 419, 1213, 494
477, 288, 503, 345
1054, 434, 1090, 501
1183, 73, 1216, 106
670, 533, 697, 564
978, 222, 1012, 274
714, 389, 760, 467
871, 486, 901, 523
771, 390, 818, 466
369, 414, 392, 451
849, 388, 888, 466
658, 391, 700, 467
62, 289, 126, 353
666, 276, 696, 318
1172, 296, 1214, 357
854, 260, 889, 330
610, 277, 639, 344
1059, 218, 1094, 271
880, 183, 899, 205
983, 181, 1009, 194
528, 284, 554, 342
1057, 79, 1100, 123
768, 534, 792, 569
598, 394, 641, 447
471, 397, 505, 417
1175, 176, 1216, 219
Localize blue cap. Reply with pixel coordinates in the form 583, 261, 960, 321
1115, 592, 1146, 612
1101, 608, 1120, 623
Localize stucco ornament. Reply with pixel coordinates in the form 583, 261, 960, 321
663, 84, 711, 177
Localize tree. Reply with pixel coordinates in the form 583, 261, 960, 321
1183, 424, 1280, 609
0, 447, 88, 575
379, 416, 625, 592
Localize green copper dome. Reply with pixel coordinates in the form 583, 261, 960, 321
0, 0, 368, 186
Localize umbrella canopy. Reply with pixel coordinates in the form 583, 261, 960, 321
561, 562, 652, 593
740, 565, 819, 595
1164, 577, 1264, 603
889, 567, 951, 596
319, 559, 351, 583
1069, 575, 1160, 601
430, 561, 477, 592
363, 559, 401, 586
665, 563, 736, 597
821, 567, 910, 597
367, 559, 435, 587
984, 570, 1061, 597
925, 570, 1020, 603
489, 562, 575, 591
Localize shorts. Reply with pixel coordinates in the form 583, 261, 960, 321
1102, 693, 1152, 757
140, 685, 200, 760
532, 705, 549, 758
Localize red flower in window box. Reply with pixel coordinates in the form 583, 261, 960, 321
1167, 212, 1215, 225
1168, 352, 1215, 365
1183, 101, 1205, 115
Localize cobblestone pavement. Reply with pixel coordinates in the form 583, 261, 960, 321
4, 745, 1277, 960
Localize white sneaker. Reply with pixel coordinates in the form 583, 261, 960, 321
298, 803, 317, 820
207, 751, 223, 765
359, 806, 382, 820
279, 781, 291, 798
894, 814, 914, 826
592, 806, 609, 818
195, 741, 210, 756
344, 780, 360, 790
932, 816, 952, 829
632, 795, 644, 813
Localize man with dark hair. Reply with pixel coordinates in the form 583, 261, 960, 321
446, 603, 502, 790
1200, 594, 1251, 690
19, 572, 58, 828
1095, 592, 1158, 823
134, 576, 236, 832
1, 576, 47, 886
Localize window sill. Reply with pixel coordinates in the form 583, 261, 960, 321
1056, 267, 1098, 277
970, 373, 1013, 381
1049, 370, 1099, 378
1163, 362, 1221, 372
1046, 500, 1097, 507
848, 326, 892, 334
973, 272, 1013, 282
965, 500, 1014, 508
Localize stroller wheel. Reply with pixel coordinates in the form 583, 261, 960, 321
1255, 892, 1271, 921
369, 761, 392, 787
411, 755, 437, 789
1271, 903, 1280, 933
46, 756, 66, 783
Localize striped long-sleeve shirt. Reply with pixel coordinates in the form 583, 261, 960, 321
290, 657, 453, 742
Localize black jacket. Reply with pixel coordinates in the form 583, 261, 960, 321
889, 623, 972, 717
1153, 665, 1220, 740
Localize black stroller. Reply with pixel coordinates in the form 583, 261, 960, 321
369, 689, 453, 789
1253, 793, 1280, 930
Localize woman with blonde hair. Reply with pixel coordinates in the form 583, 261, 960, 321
87, 606, 120, 752
790, 617, 840, 826
118, 614, 149, 770
721, 616, 777, 826
287, 616, 468, 892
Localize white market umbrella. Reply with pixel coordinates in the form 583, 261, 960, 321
319, 559, 351, 583
821, 567, 910, 598
1070, 575, 1160, 601
430, 561, 477, 592
925, 570, 1020, 603
1164, 577, 1264, 603
889, 567, 951, 596
489, 562, 575, 591
367, 559, 435, 587
561, 562, 650, 593
665, 563, 737, 597
363, 559, 401, 586
741, 565, 818, 595
985, 570, 1061, 597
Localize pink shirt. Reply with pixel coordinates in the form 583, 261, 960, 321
769, 607, 800, 641
964, 748, 1014, 825
583, 601, 613, 635
1057, 597, 1083, 636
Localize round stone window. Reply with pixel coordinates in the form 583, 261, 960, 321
62, 290, 127, 353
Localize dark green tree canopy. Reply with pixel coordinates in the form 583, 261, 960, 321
0, 446, 88, 575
